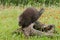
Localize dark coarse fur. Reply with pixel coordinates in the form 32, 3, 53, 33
19, 7, 44, 28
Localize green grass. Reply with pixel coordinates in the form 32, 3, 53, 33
0, 6, 60, 40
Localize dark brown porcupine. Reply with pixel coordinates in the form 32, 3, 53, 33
19, 7, 44, 28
